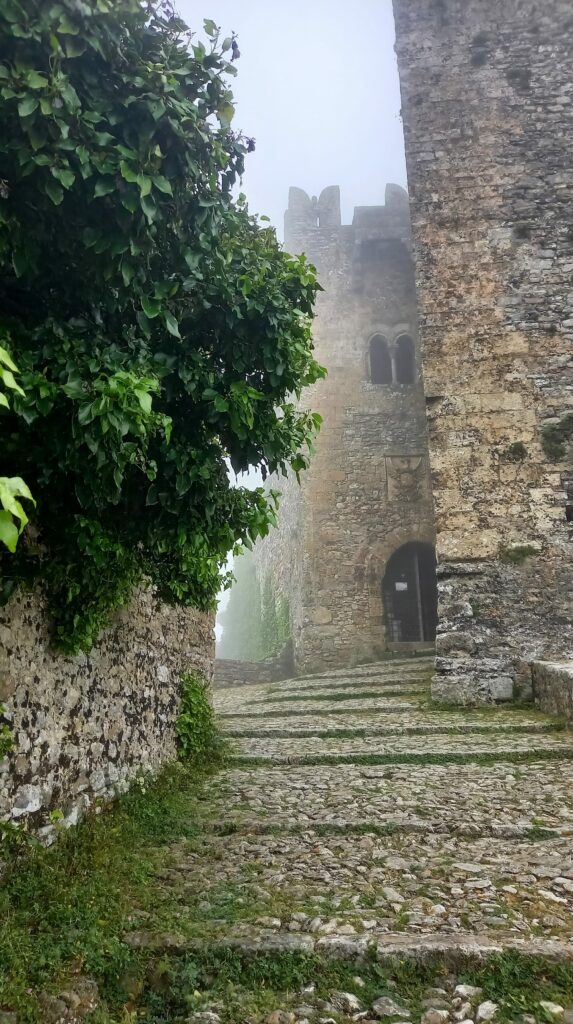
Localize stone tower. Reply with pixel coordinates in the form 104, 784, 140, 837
392, 0, 573, 702
253, 184, 437, 675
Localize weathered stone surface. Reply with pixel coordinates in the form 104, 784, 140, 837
0, 588, 214, 834
251, 184, 436, 674
391, 0, 573, 702
533, 663, 573, 721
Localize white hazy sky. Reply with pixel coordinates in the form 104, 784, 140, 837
178, 0, 407, 235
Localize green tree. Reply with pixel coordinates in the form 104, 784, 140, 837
0, 0, 323, 651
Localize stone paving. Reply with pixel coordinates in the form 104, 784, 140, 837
125, 657, 573, 1008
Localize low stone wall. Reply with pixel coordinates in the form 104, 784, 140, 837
215, 645, 293, 688
0, 587, 214, 840
533, 662, 573, 721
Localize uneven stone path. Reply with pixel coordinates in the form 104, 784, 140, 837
122, 657, 573, 1022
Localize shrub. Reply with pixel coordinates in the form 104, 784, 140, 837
0, 0, 324, 651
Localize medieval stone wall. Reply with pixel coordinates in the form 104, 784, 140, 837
253, 185, 436, 674
392, 0, 573, 701
0, 588, 214, 839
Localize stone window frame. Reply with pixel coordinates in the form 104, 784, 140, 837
366, 323, 417, 387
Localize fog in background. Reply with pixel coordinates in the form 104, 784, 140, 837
176, 1, 408, 633
179, 0, 407, 236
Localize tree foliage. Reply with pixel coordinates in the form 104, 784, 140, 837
0, 0, 324, 651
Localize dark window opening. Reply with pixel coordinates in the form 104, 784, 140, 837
383, 542, 438, 643
395, 334, 416, 384
370, 335, 392, 385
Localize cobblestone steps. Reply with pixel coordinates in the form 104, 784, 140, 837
125, 658, 573, 969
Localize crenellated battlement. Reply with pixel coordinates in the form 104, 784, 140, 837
284, 183, 412, 253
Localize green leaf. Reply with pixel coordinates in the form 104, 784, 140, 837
64, 36, 87, 57
121, 259, 134, 286
140, 194, 156, 222
119, 160, 138, 183
26, 70, 48, 89
153, 175, 173, 196
0, 510, 19, 553
17, 96, 39, 117
0, 368, 24, 395
52, 166, 75, 189
0, 393, 9, 409
0, 346, 18, 372
134, 389, 152, 414
7, 477, 34, 503
45, 178, 64, 205
141, 296, 161, 319
94, 177, 115, 198
164, 312, 180, 338
203, 19, 218, 36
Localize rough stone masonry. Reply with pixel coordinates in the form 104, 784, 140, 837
392, 0, 573, 701
0, 588, 214, 839
253, 184, 437, 675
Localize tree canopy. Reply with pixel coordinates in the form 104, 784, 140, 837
0, 0, 324, 652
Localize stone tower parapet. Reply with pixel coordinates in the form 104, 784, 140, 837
253, 185, 436, 673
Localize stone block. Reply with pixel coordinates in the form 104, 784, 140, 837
533, 662, 573, 720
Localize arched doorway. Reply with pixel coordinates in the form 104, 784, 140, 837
382, 542, 438, 643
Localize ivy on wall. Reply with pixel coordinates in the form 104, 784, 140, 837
0, 0, 324, 652
217, 550, 290, 662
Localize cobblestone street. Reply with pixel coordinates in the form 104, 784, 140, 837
121, 658, 573, 1021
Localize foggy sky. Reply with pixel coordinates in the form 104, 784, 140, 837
178, 0, 407, 235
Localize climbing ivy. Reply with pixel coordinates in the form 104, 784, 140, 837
176, 672, 224, 764
260, 575, 290, 659
0, 344, 34, 552
218, 553, 290, 662
0, 0, 324, 651
0, 704, 13, 760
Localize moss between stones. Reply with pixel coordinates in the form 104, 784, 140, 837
499, 544, 539, 565
541, 413, 573, 462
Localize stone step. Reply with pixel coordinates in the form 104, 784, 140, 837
211, 760, 573, 836
217, 703, 425, 719
253, 688, 431, 707
222, 720, 564, 739
225, 694, 428, 717
123, 925, 573, 966
301, 658, 434, 681
131, 829, 573, 951
265, 678, 432, 699
273, 669, 433, 691
228, 730, 573, 764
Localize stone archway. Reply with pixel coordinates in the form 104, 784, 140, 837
382, 542, 437, 644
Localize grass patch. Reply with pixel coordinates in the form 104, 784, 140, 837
110, 947, 573, 1023
0, 761, 220, 1023
229, 748, 573, 769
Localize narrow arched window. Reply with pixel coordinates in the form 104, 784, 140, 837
370, 335, 392, 385
395, 335, 416, 385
